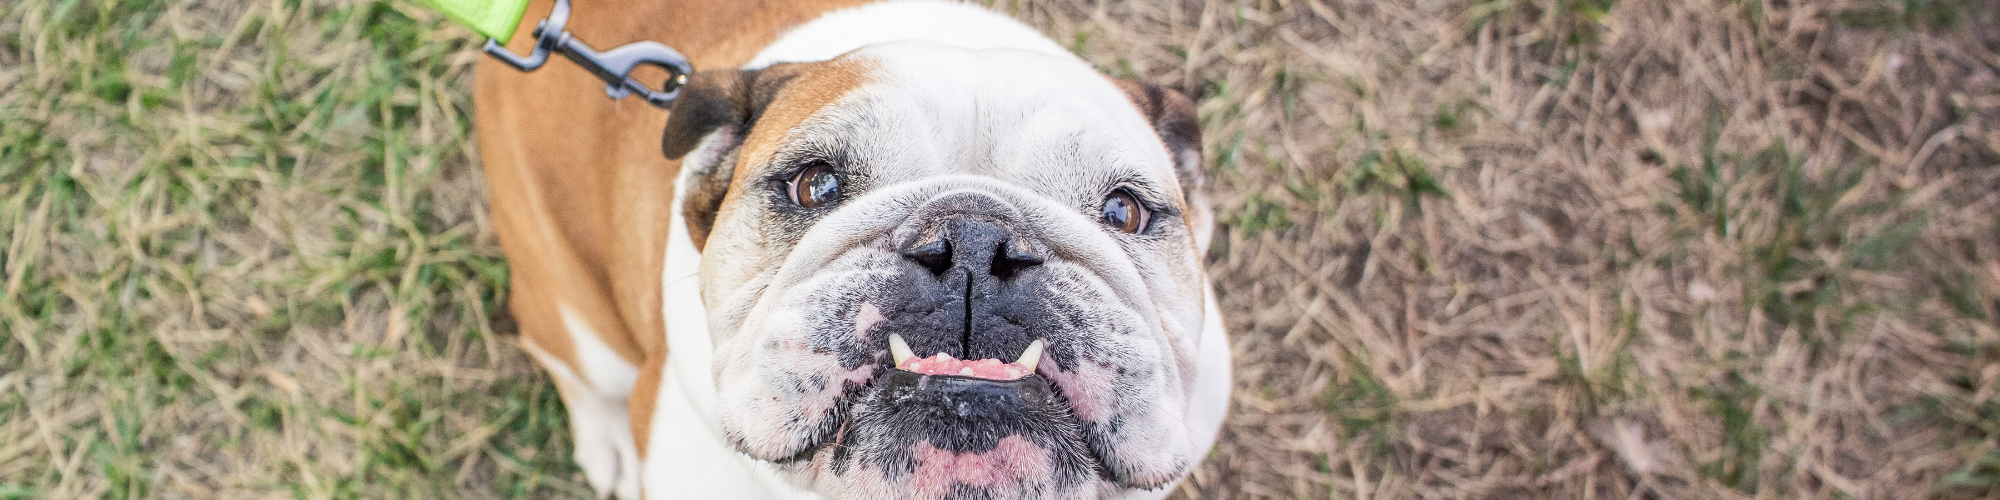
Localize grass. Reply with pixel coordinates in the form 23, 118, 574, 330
1, 0, 585, 497
4, 0, 1999, 498
1002, 0, 2000, 497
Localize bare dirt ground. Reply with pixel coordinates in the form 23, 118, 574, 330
3, 0, 1998, 498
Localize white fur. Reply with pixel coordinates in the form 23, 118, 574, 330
1135, 286, 1235, 500
559, 305, 640, 397
523, 328, 641, 500
639, 2, 1231, 498
650, 165, 1235, 500
747, 0, 1074, 70
1189, 287, 1233, 459
644, 136, 819, 499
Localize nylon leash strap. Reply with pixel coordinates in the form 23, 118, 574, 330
417, 0, 692, 108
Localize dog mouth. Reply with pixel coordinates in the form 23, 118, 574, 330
777, 333, 1098, 495
887, 333, 1044, 381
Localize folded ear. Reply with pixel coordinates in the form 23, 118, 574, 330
661, 65, 804, 251
1112, 80, 1212, 254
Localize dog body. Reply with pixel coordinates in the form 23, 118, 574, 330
474, 2, 1229, 498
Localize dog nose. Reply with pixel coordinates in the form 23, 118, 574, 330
901, 218, 1044, 279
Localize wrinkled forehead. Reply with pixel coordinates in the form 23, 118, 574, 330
744, 42, 1182, 192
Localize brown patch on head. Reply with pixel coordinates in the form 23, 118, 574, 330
733, 58, 877, 180
1111, 80, 1201, 156
660, 59, 876, 251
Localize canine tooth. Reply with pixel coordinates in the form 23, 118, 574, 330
1016, 339, 1045, 373
889, 334, 915, 368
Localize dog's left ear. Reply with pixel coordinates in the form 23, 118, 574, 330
1112, 80, 1213, 253
662, 64, 807, 251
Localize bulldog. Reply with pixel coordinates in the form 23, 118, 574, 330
472, 1, 1230, 498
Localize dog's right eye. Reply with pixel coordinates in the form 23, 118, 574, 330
1100, 188, 1149, 234
789, 162, 842, 209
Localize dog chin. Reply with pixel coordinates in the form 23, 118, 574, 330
790, 370, 1100, 500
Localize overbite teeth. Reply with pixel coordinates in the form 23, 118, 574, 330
889, 333, 915, 369
1015, 339, 1045, 373
890, 338, 1047, 380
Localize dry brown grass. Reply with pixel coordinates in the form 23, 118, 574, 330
996, 0, 2000, 497
3, 0, 1998, 498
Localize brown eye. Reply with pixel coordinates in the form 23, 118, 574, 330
1100, 189, 1148, 233
789, 162, 841, 208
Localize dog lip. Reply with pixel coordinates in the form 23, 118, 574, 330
877, 369, 1058, 407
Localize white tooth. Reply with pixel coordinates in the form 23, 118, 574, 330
959, 367, 975, 376
1015, 339, 1045, 373
889, 334, 915, 368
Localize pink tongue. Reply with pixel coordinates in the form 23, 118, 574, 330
902, 353, 1033, 380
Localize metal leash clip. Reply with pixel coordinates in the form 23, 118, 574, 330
481, 0, 692, 108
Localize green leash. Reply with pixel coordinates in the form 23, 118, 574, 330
415, 0, 530, 40
417, 0, 692, 108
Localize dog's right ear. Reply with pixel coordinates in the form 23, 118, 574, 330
662, 65, 802, 252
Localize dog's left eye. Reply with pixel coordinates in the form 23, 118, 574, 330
789, 162, 841, 208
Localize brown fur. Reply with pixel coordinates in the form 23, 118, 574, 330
659, 61, 877, 252
472, 0, 873, 458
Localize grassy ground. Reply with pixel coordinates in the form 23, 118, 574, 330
2, 0, 1997, 498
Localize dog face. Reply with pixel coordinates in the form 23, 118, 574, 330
663, 42, 1212, 499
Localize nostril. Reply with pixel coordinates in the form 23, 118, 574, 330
902, 217, 1043, 280
903, 239, 953, 277
989, 241, 1044, 280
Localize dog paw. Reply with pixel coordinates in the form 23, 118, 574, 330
569, 403, 642, 499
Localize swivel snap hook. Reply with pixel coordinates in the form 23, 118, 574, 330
480, 0, 691, 108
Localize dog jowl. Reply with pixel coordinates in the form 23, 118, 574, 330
663, 42, 1218, 499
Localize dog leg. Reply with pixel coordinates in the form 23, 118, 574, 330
542, 366, 642, 499
522, 307, 643, 499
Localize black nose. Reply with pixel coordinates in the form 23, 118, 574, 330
901, 218, 1044, 280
